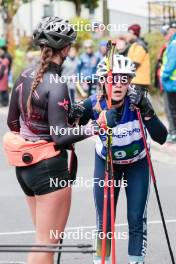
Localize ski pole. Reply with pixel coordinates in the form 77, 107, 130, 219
102, 150, 110, 264
136, 107, 175, 264
109, 132, 116, 264
102, 40, 116, 264
57, 238, 63, 264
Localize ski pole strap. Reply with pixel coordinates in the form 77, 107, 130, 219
105, 40, 116, 109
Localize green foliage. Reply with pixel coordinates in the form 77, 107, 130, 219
12, 48, 26, 80
66, 0, 99, 15
144, 31, 165, 91
82, 0, 99, 12
70, 17, 92, 50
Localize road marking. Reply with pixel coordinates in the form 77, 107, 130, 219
0, 219, 175, 236
0, 262, 25, 264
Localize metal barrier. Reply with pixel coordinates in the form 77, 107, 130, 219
0, 243, 95, 264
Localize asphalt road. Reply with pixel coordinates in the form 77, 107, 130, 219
0, 106, 176, 264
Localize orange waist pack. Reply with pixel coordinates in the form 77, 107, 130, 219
3, 131, 60, 167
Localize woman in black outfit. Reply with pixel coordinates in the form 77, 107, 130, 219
7, 17, 90, 264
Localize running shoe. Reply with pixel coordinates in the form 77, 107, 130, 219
93, 256, 110, 263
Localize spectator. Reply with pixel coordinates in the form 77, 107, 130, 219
62, 46, 78, 103
0, 39, 10, 107
92, 22, 105, 40
154, 24, 170, 91
96, 40, 108, 63
116, 36, 130, 56
77, 39, 99, 96
0, 38, 13, 89
161, 21, 176, 143
127, 24, 151, 92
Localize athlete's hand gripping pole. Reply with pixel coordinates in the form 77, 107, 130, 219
136, 107, 175, 264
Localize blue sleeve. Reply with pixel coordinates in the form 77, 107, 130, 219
162, 43, 176, 80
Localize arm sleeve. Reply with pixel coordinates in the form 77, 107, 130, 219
162, 44, 176, 79
7, 78, 21, 132
143, 115, 168, 145
48, 81, 89, 147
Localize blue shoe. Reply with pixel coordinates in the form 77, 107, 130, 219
93, 256, 110, 264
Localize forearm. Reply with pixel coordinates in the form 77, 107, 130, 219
50, 124, 92, 147
143, 115, 168, 144
7, 81, 21, 132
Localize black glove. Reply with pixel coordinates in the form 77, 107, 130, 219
97, 108, 120, 129
128, 85, 155, 118
106, 108, 120, 128
69, 102, 85, 124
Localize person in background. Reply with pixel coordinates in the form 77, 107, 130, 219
96, 40, 108, 63
0, 38, 13, 90
62, 46, 78, 103
116, 36, 130, 56
161, 21, 176, 143
0, 39, 10, 107
77, 39, 99, 96
93, 22, 105, 40
127, 24, 151, 93
154, 24, 170, 91
128, 24, 148, 48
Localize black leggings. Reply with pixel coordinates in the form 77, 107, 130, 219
16, 150, 70, 196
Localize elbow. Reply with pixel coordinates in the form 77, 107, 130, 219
159, 128, 168, 145
153, 127, 168, 145
7, 120, 13, 131
7, 120, 20, 132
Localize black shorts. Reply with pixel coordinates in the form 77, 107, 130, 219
16, 150, 70, 196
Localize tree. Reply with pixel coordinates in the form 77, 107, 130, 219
0, 0, 30, 53
67, 0, 99, 17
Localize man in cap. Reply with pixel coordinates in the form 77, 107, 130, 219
126, 24, 151, 93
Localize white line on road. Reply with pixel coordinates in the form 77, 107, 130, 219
0, 219, 175, 236
0, 262, 25, 264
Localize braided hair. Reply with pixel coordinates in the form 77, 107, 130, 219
27, 46, 53, 117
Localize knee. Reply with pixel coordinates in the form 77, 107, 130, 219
36, 231, 60, 245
